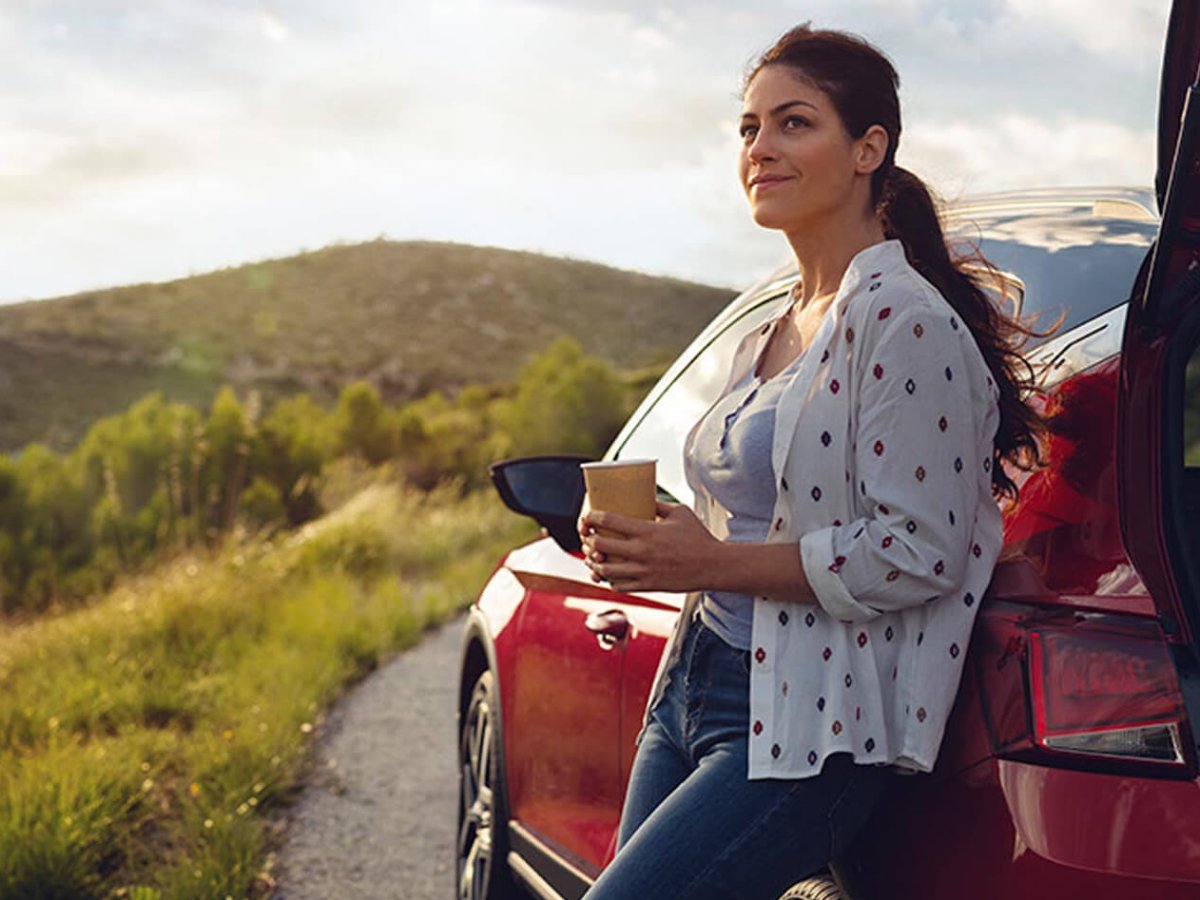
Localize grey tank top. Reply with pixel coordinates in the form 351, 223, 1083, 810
688, 350, 804, 650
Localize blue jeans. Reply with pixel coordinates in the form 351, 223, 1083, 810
583, 616, 890, 900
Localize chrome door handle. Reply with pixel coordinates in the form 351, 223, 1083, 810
584, 609, 629, 649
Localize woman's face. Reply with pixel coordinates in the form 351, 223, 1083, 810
738, 65, 874, 234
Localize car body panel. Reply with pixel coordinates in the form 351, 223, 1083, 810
496, 551, 625, 877
489, 539, 684, 877
855, 759, 1200, 898
504, 583, 622, 875
1001, 356, 1135, 600
996, 759, 1200, 880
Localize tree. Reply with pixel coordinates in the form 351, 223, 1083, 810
202, 387, 255, 536
334, 382, 394, 465
496, 337, 627, 459
72, 394, 205, 568
13, 445, 88, 608
254, 394, 333, 524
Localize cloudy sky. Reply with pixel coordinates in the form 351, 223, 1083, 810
0, 0, 1172, 303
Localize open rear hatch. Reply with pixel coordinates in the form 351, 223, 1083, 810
1118, 0, 1200, 760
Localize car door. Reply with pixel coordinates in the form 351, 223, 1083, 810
1117, 0, 1200, 754
500, 538, 633, 883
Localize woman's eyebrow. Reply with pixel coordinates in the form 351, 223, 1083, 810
740, 99, 819, 121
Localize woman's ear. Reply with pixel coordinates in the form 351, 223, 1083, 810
855, 124, 889, 176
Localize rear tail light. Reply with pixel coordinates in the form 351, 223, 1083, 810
976, 606, 1193, 773
1028, 626, 1186, 765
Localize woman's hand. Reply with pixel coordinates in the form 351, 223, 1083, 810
578, 500, 722, 593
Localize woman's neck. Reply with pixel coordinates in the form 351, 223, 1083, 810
784, 211, 887, 310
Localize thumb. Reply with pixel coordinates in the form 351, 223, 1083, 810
655, 498, 679, 518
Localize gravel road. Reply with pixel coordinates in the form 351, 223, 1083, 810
273, 614, 466, 900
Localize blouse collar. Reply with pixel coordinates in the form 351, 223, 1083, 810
835, 238, 906, 304
779, 238, 907, 321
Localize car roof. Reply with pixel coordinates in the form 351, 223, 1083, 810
945, 186, 1157, 222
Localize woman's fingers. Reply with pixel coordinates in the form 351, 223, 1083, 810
582, 509, 653, 537
583, 538, 634, 569
588, 534, 635, 556
593, 559, 641, 584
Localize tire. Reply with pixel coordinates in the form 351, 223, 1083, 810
456, 669, 522, 900
778, 875, 846, 900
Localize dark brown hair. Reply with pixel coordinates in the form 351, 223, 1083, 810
747, 24, 1053, 502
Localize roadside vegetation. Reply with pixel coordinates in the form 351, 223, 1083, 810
0, 336, 646, 898
0, 480, 537, 898
0, 335, 637, 619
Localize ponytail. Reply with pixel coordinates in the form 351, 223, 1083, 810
878, 165, 1054, 502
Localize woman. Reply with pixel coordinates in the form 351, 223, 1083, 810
577, 24, 1047, 900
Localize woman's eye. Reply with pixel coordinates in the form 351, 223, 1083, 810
783, 116, 810, 130
739, 124, 758, 141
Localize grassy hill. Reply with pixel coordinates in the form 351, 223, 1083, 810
0, 241, 734, 451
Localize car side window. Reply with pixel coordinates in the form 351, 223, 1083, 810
614, 294, 789, 506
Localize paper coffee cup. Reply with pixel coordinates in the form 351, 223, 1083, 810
581, 459, 657, 563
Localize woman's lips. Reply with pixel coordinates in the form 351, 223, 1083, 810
750, 175, 793, 191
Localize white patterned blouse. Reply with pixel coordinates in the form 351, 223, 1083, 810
637, 239, 1005, 780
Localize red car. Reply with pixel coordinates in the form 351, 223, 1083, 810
456, 5, 1200, 898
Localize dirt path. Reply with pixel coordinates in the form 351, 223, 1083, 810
272, 615, 465, 900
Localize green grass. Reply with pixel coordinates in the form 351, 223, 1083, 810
0, 480, 538, 899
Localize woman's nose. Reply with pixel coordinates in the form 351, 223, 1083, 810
746, 130, 777, 163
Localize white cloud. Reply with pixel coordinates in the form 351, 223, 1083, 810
0, 133, 191, 210
998, 0, 1165, 61
258, 10, 289, 43
903, 112, 1155, 198
632, 24, 672, 49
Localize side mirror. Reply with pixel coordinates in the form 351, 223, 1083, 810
488, 455, 592, 554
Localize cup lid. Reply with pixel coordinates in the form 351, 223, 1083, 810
579, 458, 656, 468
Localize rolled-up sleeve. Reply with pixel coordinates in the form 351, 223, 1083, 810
800, 306, 989, 622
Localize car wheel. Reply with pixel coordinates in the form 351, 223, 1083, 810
778, 875, 845, 900
457, 669, 520, 900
